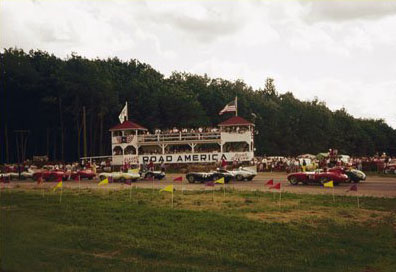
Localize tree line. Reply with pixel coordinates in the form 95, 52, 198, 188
1, 48, 395, 163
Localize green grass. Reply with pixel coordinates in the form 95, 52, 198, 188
1, 188, 395, 272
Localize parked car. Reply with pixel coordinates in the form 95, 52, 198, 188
384, 160, 396, 174
228, 166, 257, 181
9, 168, 36, 180
98, 172, 140, 182
0, 172, 11, 182
186, 170, 234, 184
287, 169, 349, 185
328, 167, 366, 183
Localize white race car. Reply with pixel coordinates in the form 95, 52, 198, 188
98, 172, 140, 182
9, 168, 36, 180
228, 166, 257, 181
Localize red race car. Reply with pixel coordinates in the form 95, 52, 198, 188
287, 169, 349, 186
33, 170, 67, 182
70, 169, 96, 180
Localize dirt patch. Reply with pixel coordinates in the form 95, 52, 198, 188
93, 250, 121, 259
246, 207, 394, 226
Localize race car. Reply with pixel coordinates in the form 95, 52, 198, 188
0, 173, 11, 182
328, 167, 366, 183
140, 170, 166, 180
384, 160, 396, 174
186, 170, 234, 184
228, 166, 257, 181
98, 172, 140, 182
70, 169, 96, 180
9, 170, 34, 180
32, 170, 68, 182
287, 169, 349, 186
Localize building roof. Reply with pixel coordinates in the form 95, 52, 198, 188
109, 120, 148, 131
218, 116, 254, 127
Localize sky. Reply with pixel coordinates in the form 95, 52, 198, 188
1, 0, 396, 128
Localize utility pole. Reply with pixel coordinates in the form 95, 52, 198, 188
83, 106, 87, 158
5, 123, 9, 163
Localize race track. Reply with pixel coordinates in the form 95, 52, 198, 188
3, 172, 396, 198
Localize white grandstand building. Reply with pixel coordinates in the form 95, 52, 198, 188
109, 116, 255, 166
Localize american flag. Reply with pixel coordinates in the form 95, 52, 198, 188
219, 98, 237, 115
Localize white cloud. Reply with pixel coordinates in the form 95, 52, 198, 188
1, 0, 396, 128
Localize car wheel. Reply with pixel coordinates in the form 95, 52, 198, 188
187, 175, 195, 183
236, 174, 243, 181
289, 176, 299, 185
212, 175, 220, 181
345, 176, 352, 183
146, 173, 153, 179
319, 177, 329, 185
247, 177, 253, 181
120, 177, 126, 183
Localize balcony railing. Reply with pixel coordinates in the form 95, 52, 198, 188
137, 132, 221, 143
112, 135, 135, 144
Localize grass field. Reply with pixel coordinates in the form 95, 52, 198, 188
1, 186, 395, 271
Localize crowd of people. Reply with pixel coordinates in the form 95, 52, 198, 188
251, 154, 395, 173
153, 127, 220, 134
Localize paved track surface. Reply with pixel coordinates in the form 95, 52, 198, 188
3, 172, 396, 198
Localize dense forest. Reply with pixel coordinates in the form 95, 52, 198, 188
1, 48, 396, 163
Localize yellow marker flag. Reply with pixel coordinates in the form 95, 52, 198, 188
160, 184, 173, 193
323, 180, 334, 188
128, 168, 140, 174
52, 181, 63, 192
214, 177, 225, 184
98, 178, 109, 186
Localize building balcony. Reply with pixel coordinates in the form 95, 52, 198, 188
137, 132, 221, 144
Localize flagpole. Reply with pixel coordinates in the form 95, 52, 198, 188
279, 190, 282, 210
60, 186, 63, 204
181, 178, 184, 195
235, 96, 238, 116
78, 175, 81, 195
171, 189, 174, 208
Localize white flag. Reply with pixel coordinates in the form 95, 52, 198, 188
119, 102, 128, 123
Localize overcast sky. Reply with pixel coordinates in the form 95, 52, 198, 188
1, 0, 396, 128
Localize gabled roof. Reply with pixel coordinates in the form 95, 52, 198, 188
218, 116, 254, 127
109, 120, 147, 131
